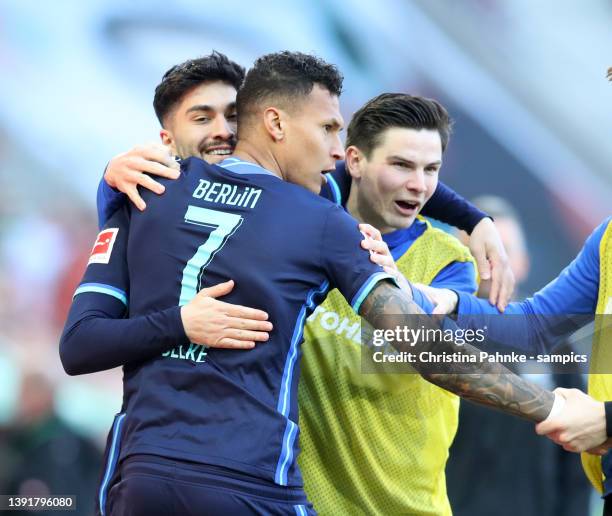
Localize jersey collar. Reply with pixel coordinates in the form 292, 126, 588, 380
218, 157, 280, 178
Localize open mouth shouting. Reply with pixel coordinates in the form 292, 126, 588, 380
394, 199, 421, 216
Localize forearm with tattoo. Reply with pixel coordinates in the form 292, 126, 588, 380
359, 280, 554, 422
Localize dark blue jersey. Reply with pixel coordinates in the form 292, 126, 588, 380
65, 157, 392, 487
98, 161, 488, 233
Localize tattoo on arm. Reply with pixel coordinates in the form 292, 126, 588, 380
359, 280, 554, 422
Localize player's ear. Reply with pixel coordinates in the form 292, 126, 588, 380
263, 107, 284, 141
160, 129, 177, 155
345, 145, 365, 179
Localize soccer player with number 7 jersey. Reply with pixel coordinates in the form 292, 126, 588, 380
60, 52, 558, 515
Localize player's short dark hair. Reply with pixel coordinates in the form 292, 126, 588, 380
235, 51, 343, 131
346, 93, 453, 157
153, 51, 245, 126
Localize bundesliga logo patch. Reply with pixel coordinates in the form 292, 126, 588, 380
88, 228, 119, 265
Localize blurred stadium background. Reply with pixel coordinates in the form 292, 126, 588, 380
0, 0, 610, 514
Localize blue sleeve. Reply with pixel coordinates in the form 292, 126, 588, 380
59, 206, 188, 375
409, 261, 476, 313
96, 167, 127, 229
60, 294, 186, 375
320, 205, 396, 313
455, 294, 543, 353
410, 284, 435, 313
521, 218, 604, 316
455, 218, 609, 353
421, 182, 488, 234
319, 178, 336, 204
431, 261, 478, 294
321, 161, 350, 206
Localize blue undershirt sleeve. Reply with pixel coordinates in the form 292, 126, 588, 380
455, 218, 609, 353
410, 284, 435, 313
430, 261, 478, 294
97, 166, 127, 229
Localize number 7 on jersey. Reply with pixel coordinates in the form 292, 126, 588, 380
179, 205, 244, 306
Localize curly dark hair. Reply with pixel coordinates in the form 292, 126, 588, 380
153, 51, 245, 126
346, 93, 453, 157
235, 51, 343, 131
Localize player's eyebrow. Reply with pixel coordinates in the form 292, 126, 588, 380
325, 118, 344, 131
186, 104, 216, 114
186, 103, 236, 116
388, 155, 442, 167
388, 155, 415, 166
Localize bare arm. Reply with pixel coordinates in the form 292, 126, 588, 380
359, 280, 554, 422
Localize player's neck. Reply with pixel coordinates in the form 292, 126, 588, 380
233, 140, 283, 180
346, 187, 363, 223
